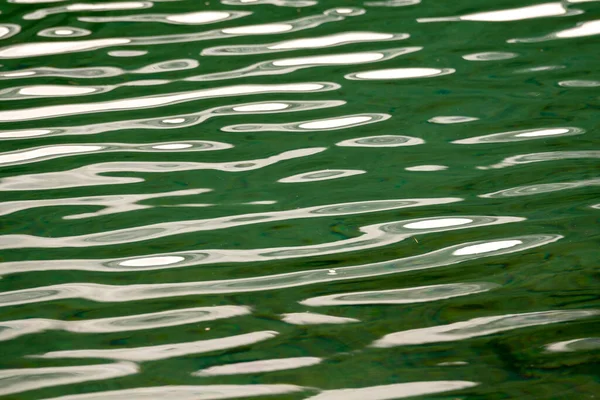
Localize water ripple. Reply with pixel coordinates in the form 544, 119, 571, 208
187, 47, 422, 82
0, 8, 363, 58
307, 381, 478, 400
453, 127, 584, 144
301, 282, 498, 306
0, 99, 343, 140
478, 151, 600, 169
0, 214, 525, 275
1, 305, 250, 342
202, 31, 409, 56
0, 234, 560, 306
373, 310, 599, 347
39, 384, 307, 400
0, 198, 463, 249
34, 331, 279, 362
193, 357, 322, 376
0, 82, 339, 123
0, 147, 326, 191
222, 113, 390, 132
0, 362, 138, 397
0, 140, 232, 167
24, 1, 154, 20
79, 10, 251, 25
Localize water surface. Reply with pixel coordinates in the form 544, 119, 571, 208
0, 0, 599, 399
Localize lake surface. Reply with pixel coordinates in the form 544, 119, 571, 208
0, 0, 599, 398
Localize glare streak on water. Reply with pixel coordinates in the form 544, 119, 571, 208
301, 282, 499, 306
306, 381, 479, 400
78, 10, 252, 25
417, 2, 574, 23
479, 151, 600, 169
193, 357, 322, 376
221, 113, 390, 132
372, 310, 599, 347
0, 362, 139, 396
186, 47, 422, 82
34, 331, 279, 362
39, 385, 308, 400
0, 8, 364, 58
0, 140, 232, 167
0, 82, 339, 122
0, 214, 524, 275
0, 188, 211, 219
0, 147, 327, 191
0, 99, 344, 140
0, 234, 562, 306
23, 1, 155, 20
202, 31, 409, 56
0, 197, 464, 248
453, 127, 584, 144
480, 179, 600, 198
0, 305, 250, 341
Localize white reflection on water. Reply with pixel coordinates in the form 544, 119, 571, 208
0, 362, 138, 396
35, 331, 279, 361
0, 234, 561, 307
306, 381, 478, 400
194, 357, 322, 376
373, 310, 599, 346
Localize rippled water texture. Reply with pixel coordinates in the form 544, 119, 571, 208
0, 0, 598, 399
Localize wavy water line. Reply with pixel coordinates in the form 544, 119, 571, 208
222, 113, 390, 132
5, 139, 228, 163
336, 134, 424, 147
186, 47, 422, 82
222, 0, 317, 7
23, 1, 155, 20
306, 381, 478, 400
0, 80, 172, 101
365, 0, 421, 7
0, 188, 211, 220
78, 10, 252, 25
281, 312, 360, 325
301, 282, 499, 306
480, 179, 600, 198
0, 140, 233, 167
38, 384, 309, 400
545, 337, 600, 352
508, 19, 600, 42
372, 309, 599, 347
0, 81, 339, 123
38, 26, 92, 38
0, 362, 138, 396
193, 357, 322, 376
0, 99, 344, 140
0, 8, 364, 58
0, 234, 561, 307
202, 31, 409, 56
0, 147, 327, 191
0, 24, 21, 40
478, 151, 600, 169
0, 214, 523, 275
33, 330, 279, 361
0, 58, 199, 81
0, 198, 463, 249
453, 127, 584, 144
0, 305, 250, 342
417, 2, 578, 23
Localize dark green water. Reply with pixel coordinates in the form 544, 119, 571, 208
0, 0, 599, 398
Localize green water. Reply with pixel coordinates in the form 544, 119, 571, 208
0, 0, 599, 398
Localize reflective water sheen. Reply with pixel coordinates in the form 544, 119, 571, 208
0, 0, 598, 399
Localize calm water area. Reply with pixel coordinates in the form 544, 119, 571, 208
0, 0, 599, 398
